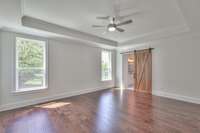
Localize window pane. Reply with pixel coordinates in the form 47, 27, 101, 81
101, 51, 112, 81
16, 37, 47, 91
16, 38, 44, 68
18, 68, 44, 89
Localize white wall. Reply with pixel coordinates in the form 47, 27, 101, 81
0, 30, 116, 111
117, 32, 200, 104
0, 31, 2, 106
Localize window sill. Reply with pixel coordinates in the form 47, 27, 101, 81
12, 87, 48, 94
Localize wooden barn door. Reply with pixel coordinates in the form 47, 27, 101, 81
134, 49, 152, 93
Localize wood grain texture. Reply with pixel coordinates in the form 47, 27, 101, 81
0, 89, 200, 133
134, 49, 152, 93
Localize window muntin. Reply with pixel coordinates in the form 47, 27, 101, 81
15, 37, 47, 91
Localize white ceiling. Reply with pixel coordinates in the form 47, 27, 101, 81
23, 0, 186, 43
0, 0, 199, 47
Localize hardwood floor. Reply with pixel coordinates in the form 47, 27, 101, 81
0, 89, 200, 133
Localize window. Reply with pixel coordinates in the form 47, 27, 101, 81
15, 37, 48, 92
101, 50, 112, 81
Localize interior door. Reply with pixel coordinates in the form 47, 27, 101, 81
134, 49, 152, 93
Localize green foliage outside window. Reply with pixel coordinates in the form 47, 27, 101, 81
16, 38, 46, 89
17, 39, 44, 68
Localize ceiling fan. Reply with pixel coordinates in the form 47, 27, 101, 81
92, 16, 133, 33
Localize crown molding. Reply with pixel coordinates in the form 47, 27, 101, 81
118, 24, 190, 47
118, 0, 189, 47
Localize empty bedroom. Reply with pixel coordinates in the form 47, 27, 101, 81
0, 0, 200, 132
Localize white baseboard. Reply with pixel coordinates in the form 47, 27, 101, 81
0, 86, 113, 112
153, 90, 200, 104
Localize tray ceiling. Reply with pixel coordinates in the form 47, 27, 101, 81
23, 0, 186, 43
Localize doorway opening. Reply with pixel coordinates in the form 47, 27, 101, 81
127, 54, 134, 90
122, 53, 134, 90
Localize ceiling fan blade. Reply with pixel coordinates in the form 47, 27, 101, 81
92, 25, 106, 28
116, 20, 132, 26
96, 16, 110, 20
116, 27, 125, 32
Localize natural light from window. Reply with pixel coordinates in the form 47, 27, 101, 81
15, 37, 47, 92
101, 50, 112, 81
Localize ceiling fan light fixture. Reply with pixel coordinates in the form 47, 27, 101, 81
108, 26, 116, 32
93, 16, 133, 33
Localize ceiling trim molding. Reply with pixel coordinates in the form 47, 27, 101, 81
117, 30, 200, 52
117, 29, 200, 52
118, 0, 189, 46
21, 16, 118, 47
118, 23, 190, 46
173, 0, 188, 28
20, 0, 25, 17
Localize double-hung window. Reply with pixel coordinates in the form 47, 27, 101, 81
101, 50, 112, 81
15, 37, 48, 92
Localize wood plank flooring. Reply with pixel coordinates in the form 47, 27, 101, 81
0, 89, 200, 133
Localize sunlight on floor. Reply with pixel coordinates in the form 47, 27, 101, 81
35, 102, 71, 109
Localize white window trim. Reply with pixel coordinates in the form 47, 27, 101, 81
13, 34, 49, 93
101, 50, 112, 81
